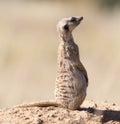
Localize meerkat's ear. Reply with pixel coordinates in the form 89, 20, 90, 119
63, 24, 69, 31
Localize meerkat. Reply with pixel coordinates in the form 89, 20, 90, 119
15, 16, 88, 110
55, 16, 88, 110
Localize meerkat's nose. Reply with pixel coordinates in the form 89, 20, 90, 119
78, 16, 83, 22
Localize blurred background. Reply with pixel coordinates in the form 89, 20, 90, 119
0, 0, 120, 108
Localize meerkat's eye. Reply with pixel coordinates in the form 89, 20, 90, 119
70, 17, 76, 22
63, 24, 69, 31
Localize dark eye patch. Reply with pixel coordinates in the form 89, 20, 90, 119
63, 24, 69, 31
70, 17, 76, 22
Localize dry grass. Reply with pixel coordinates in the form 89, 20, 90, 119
0, 1, 120, 108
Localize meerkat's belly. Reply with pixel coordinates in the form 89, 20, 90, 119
55, 65, 87, 109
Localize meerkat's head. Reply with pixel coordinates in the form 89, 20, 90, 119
57, 16, 83, 37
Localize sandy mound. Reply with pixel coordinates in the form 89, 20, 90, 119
0, 100, 120, 124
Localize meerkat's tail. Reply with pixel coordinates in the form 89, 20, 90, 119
14, 100, 61, 108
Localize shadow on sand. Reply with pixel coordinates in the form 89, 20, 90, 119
80, 107, 120, 123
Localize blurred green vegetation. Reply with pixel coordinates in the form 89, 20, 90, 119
99, 0, 120, 9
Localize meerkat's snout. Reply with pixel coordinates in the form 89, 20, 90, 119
68, 16, 83, 32
74, 16, 83, 25
78, 16, 83, 22
70, 16, 83, 24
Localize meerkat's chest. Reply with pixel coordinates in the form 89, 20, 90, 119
56, 62, 85, 89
